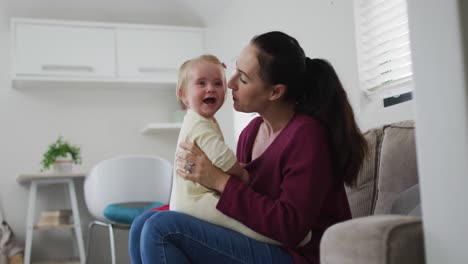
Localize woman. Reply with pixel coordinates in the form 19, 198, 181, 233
129, 31, 367, 264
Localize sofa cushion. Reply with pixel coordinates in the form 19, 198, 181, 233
409, 205, 422, 216
103, 201, 165, 225
391, 184, 421, 215
346, 127, 383, 218
374, 121, 419, 214
320, 215, 425, 264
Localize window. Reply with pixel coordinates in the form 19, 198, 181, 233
354, 0, 413, 99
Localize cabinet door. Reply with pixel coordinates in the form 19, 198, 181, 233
116, 28, 204, 83
14, 22, 116, 78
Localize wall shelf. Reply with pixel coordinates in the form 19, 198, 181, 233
34, 224, 75, 230
141, 122, 182, 134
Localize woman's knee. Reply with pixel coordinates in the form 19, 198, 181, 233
140, 211, 186, 239
130, 210, 158, 236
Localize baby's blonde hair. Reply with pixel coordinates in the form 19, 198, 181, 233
176, 54, 226, 106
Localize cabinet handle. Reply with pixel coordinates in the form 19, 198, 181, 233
41, 65, 94, 72
138, 67, 174, 73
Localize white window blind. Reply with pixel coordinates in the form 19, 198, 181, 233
354, 0, 413, 99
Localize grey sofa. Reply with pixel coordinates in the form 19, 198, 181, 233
320, 120, 425, 264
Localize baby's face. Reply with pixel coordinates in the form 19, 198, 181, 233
182, 61, 226, 118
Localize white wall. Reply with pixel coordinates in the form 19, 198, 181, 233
358, 95, 414, 131
408, 0, 468, 263
0, 1, 205, 262
7, 0, 206, 26
204, 0, 415, 148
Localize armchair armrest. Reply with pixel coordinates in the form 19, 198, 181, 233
320, 215, 425, 264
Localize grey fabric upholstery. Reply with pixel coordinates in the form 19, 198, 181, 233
409, 205, 422, 216
321, 215, 425, 264
391, 184, 421, 215
321, 120, 425, 264
346, 128, 383, 218
374, 121, 419, 214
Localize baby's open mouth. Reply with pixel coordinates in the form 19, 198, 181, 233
203, 97, 216, 104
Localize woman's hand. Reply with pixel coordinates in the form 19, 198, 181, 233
176, 142, 231, 193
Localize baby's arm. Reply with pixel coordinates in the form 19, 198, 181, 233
191, 118, 249, 183
226, 162, 249, 184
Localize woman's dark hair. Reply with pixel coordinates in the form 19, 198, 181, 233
251, 31, 367, 187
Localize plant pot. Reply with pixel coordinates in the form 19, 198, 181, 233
53, 156, 73, 174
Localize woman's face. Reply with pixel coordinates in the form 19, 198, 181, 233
228, 44, 272, 113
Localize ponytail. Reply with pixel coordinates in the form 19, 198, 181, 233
252, 31, 367, 187
298, 58, 367, 187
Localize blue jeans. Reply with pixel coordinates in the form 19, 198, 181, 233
129, 210, 294, 264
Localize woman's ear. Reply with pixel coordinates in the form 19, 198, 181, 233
269, 84, 287, 101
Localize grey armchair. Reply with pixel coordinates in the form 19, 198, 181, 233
320, 121, 425, 264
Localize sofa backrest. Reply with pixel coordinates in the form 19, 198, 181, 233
346, 128, 383, 217
346, 120, 419, 217
373, 121, 419, 214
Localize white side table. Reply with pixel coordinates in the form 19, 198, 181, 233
17, 173, 86, 264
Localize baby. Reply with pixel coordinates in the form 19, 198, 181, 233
169, 54, 281, 245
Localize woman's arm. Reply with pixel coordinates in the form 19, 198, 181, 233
220, 122, 335, 247
226, 163, 249, 184
178, 122, 334, 248
176, 142, 232, 193
185, 119, 248, 183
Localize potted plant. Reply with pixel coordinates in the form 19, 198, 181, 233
41, 136, 82, 173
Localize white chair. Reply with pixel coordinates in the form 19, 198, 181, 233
83, 155, 172, 264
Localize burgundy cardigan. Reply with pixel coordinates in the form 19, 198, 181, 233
217, 113, 351, 264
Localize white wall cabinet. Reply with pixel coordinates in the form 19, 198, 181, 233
14, 22, 116, 79
116, 28, 204, 83
11, 18, 205, 85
